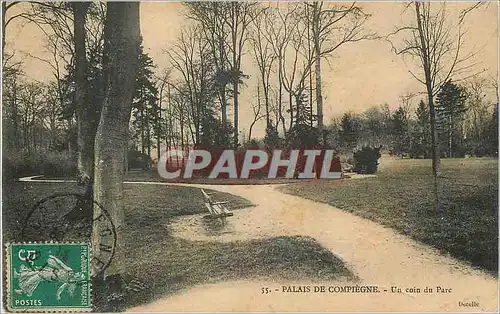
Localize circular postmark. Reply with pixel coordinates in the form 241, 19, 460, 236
20, 192, 117, 278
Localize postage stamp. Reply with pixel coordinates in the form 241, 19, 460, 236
5, 243, 91, 312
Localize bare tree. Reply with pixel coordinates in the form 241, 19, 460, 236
225, 2, 260, 148
185, 2, 231, 126
281, 14, 302, 131
307, 1, 374, 144
281, 11, 315, 130
399, 92, 417, 119
154, 69, 172, 159
6, 81, 63, 153
8, 2, 106, 176
18, 82, 45, 152
463, 77, 494, 150
248, 83, 266, 141
250, 7, 276, 129
262, 3, 300, 135
389, 2, 482, 208
40, 81, 64, 150
186, 2, 260, 147
165, 25, 213, 146
169, 86, 191, 151
389, 2, 483, 208
490, 73, 499, 105
2, 1, 22, 52
20, 3, 73, 118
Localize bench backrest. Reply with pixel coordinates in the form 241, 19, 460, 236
201, 189, 212, 204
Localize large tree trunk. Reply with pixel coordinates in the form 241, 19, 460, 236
92, 2, 141, 277
74, 3, 94, 185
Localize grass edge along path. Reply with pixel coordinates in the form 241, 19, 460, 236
280, 158, 498, 275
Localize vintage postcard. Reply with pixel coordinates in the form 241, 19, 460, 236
1, 1, 499, 313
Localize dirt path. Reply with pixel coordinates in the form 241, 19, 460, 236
130, 183, 498, 312
18, 176, 498, 312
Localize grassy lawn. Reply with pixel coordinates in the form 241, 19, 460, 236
281, 157, 498, 274
3, 180, 355, 311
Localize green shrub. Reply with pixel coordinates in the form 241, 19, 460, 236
353, 146, 381, 174
127, 150, 152, 170
3, 151, 38, 179
3, 150, 77, 179
41, 151, 77, 177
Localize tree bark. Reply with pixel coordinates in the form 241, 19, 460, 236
233, 80, 239, 148
2, 2, 7, 53
312, 3, 324, 145
307, 5, 314, 126
315, 51, 323, 145
92, 1, 141, 276
73, 2, 94, 185
232, 13, 239, 149
449, 116, 453, 158
220, 86, 228, 126
156, 99, 161, 163
278, 56, 286, 136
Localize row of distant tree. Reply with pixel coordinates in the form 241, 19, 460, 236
3, 57, 498, 162
323, 79, 498, 159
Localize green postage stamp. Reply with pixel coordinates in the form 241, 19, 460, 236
5, 242, 92, 312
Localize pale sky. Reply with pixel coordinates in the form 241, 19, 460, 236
5, 1, 499, 139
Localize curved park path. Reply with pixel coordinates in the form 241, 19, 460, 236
19, 176, 498, 312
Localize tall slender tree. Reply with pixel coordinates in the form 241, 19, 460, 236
250, 7, 276, 129
307, 2, 373, 144
73, 2, 93, 184
389, 2, 482, 208
185, 3, 231, 127
225, 2, 259, 148
262, 3, 300, 136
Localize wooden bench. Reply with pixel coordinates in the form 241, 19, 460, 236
201, 189, 233, 223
